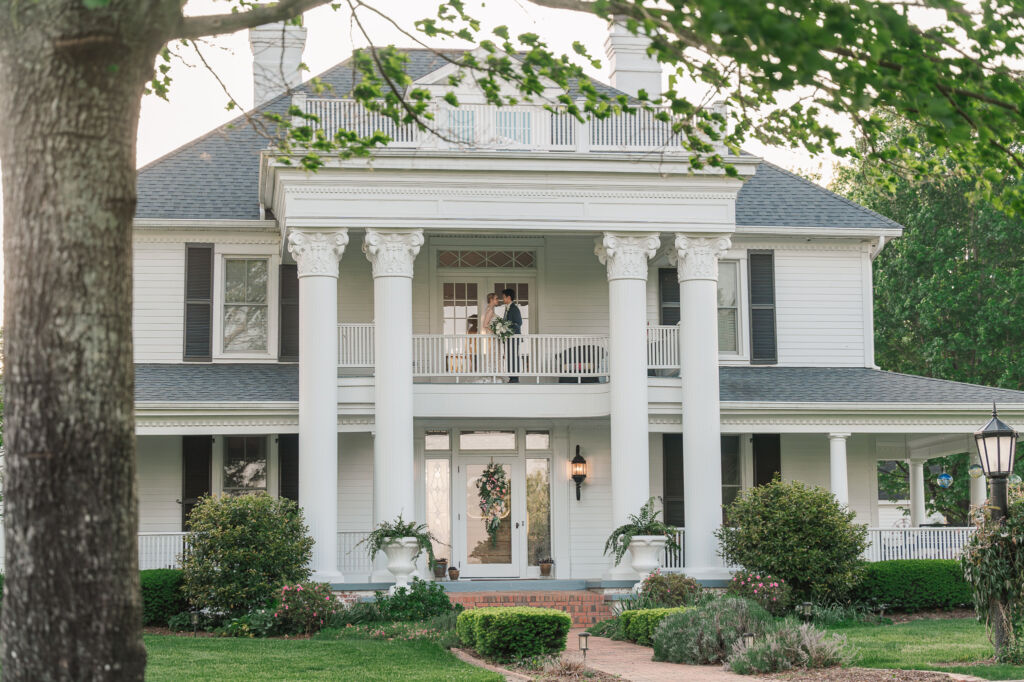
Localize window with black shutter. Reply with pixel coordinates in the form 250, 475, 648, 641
181, 436, 212, 529
658, 268, 680, 326
748, 251, 777, 363
183, 244, 214, 361
663, 434, 743, 527
278, 434, 299, 502
752, 434, 782, 486
279, 264, 299, 361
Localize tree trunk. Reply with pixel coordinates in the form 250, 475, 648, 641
0, 3, 176, 679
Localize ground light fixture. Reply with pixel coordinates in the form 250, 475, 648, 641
571, 445, 588, 501
741, 632, 755, 648
975, 403, 1019, 522
190, 610, 200, 637
799, 601, 813, 622
578, 631, 590, 662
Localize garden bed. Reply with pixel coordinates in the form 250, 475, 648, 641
764, 668, 983, 681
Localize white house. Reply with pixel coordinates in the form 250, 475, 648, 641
129, 22, 1024, 587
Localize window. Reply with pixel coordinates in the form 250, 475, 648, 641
721, 436, 741, 518
496, 111, 532, 145
658, 269, 680, 326
425, 459, 451, 563
223, 259, 269, 352
748, 252, 778, 363
442, 282, 478, 336
448, 109, 476, 144
662, 434, 743, 526
223, 436, 267, 493
493, 282, 530, 335
459, 430, 516, 450
425, 430, 451, 451
718, 261, 739, 353
437, 250, 536, 269
877, 460, 909, 500
184, 244, 213, 361
525, 431, 550, 450
752, 434, 781, 486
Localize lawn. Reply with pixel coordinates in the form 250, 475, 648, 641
834, 617, 1024, 681
144, 633, 501, 681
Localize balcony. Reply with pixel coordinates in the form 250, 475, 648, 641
339, 323, 681, 381
301, 98, 709, 154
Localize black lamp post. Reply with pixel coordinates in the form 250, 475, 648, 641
974, 403, 1019, 522
571, 445, 588, 501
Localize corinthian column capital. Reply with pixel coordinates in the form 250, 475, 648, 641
286, 228, 349, 278
362, 229, 424, 278
594, 232, 660, 281
670, 234, 732, 282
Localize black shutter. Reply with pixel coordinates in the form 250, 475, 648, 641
278, 434, 299, 502
279, 263, 299, 361
662, 434, 685, 526
752, 434, 782, 487
181, 436, 212, 529
184, 244, 214, 361
748, 251, 777, 363
658, 268, 680, 326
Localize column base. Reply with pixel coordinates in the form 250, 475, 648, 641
683, 565, 734, 583
313, 569, 346, 584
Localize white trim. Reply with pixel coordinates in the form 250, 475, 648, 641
735, 225, 903, 238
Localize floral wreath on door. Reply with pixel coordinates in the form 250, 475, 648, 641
476, 460, 511, 546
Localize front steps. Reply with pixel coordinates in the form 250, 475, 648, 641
447, 590, 614, 626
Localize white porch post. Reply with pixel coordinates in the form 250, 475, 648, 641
671, 234, 732, 580
287, 228, 349, 582
828, 433, 851, 507
595, 232, 659, 578
909, 459, 926, 527
364, 229, 423, 543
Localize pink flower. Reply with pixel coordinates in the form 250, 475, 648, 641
753, 589, 758, 594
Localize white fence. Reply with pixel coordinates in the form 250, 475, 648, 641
338, 323, 375, 368
864, 527, 976, 562
303, 99, 694, 154
412, 333, 609, 381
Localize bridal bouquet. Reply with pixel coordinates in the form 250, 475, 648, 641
476, 461, 511, 546
489, 317, 515, 340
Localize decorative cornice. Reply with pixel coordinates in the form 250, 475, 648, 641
363, 229, 424, 278
286, 228, 349, 278
285, 184, 737, 202
134, 234, 280, 245
594, 232, 660, 281
670, 233, 732, 282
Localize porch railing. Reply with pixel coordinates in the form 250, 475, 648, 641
864, 527, 976, 562
138, 532, 188, 570
412, 333, 609, 381
338, 531, 373, 577
647, 325, 680, 370
338, 323, 375, 368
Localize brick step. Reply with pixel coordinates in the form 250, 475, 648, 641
449, 590, 615, 626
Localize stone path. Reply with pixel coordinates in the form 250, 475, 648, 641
570, 629, 752, 682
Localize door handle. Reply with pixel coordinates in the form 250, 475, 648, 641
515, 521, 520, 529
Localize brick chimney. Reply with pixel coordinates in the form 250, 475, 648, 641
249, 21, 308, 107
604, 18, 662, 99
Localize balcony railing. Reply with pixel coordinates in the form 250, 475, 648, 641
301, 98, 702, 154
338, 323, 375, 368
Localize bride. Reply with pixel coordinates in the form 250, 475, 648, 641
480, 292, 498, 333
479, 293, 500, 376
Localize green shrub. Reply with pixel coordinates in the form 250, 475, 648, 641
652, 597, 771, 664
715, 480, 868, 602
140, 569, 187, 626
220, 608, 277, 638
620, 607, 689, 646
726, 621, 853, 674
330, 600, 381, 627
858, 559, 972, 612
273, 582, 342, 635
639, 571, 700, 607
726, 571, 793, 617
181, 493, 313, 617
375, 578, 459, 622
457, 607, 571, 662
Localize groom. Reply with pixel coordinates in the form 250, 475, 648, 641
501, 288, 522, 383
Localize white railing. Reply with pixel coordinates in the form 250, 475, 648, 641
864, 527, 976, 562
303, 99, 693, 154
662, 529, 685, 571
647, 325, 680, 370
338, 531, 373, 578
138, 532, 188, 570
338, 323, 375, 368
412, 334, 608, 381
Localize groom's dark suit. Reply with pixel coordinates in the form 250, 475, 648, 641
504, 302, 522, 383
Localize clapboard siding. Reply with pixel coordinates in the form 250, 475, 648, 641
780, 433, 876, 525
542, 236, 608, 334
338, 233, 375, 324
133, 241, 186, 362
137, 436, 183, 532
338, 433, 374, 531
567, 422, 613, 578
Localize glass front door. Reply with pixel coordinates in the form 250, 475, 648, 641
457, 457, 521, 577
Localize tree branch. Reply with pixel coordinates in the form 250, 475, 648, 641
174, 0, 333, 41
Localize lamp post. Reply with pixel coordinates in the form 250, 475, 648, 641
974, 403, 1019, 522
578, 631, 590, 662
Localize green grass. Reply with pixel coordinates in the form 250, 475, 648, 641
144, 633, 500, 681
834, 617, 1024, 680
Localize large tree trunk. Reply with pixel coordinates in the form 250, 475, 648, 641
0, 3, 174, 679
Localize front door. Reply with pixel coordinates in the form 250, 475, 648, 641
455, 457, 523, 577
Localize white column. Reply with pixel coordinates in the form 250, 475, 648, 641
364, 229, 423, 575
595, 232, 659, 578
828, 433, 851, 508
287, 228, 349, 582
671, 233, 732, 580
909, 459, 926, 527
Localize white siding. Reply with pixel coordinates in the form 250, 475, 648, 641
138, 435, 182, 532
338, 433, 374, 531
780, 433, 876, 525
133, 240, 185, 362
542, 236, 608, 334
567, 421, 613, 578
338, 233, 374, 324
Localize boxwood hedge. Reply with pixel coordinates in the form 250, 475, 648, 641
858, 559, 972, 612
140, 569, 187, 626
457, 607, 571, 661
620, 607, 689, 646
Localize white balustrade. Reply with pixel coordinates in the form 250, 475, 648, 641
647, 325, 680, 370
338, 531, 372, 578
662, 529, 685, 571
864, 527, 976, 562
338, 323, 375, 368
138, 532, 188, 570
412, 333, 608, 381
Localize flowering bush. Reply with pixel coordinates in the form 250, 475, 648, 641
639, 570, 701, 607
726, 571, 793, 617
273, 582, 342, 636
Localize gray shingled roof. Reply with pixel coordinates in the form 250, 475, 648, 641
135, 364, 1024, 405
136, 50, 901, 231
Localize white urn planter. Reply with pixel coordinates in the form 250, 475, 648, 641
382, 537, 421, 595
628, 535, 667, 590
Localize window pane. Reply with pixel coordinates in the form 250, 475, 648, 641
526, 459, 551, 565
223, 305, 267, 351
425, 430, 451, 451
718, 309, 737, 352
225, 260, 247, 303
247, 260, 268, 304
466, 463, 512, 564
718, 262, 737, 307
459, 430, 516, 450
223, 436, 267, 491
721, 445, 741, 486
425, 459, 451, 563
525, 431, 550, 450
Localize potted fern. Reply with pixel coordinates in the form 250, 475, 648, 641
604, 498, 679, 585
358, 515, 440, 593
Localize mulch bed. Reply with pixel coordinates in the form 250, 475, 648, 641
764, 668, 984, 681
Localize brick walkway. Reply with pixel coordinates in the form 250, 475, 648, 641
570, 629, 754, 682
448, 591, 613, 626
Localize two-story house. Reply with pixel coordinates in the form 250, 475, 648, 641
129, 21, 1024, 587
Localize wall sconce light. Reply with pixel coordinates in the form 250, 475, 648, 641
571, 445, 587, 501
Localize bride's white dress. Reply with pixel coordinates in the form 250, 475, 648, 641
477, 305, 500, 378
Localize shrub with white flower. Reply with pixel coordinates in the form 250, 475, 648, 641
725, 571, 793, 616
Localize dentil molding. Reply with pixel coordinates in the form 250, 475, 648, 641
363, 229, 425, 278
286, 228, 349, 278
594, 232, 660, 281
671, 234, 732, 282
